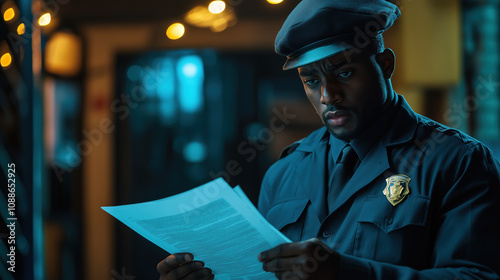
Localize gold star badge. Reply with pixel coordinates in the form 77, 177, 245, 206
383, 174, 411, 206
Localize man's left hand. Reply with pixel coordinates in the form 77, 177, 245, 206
258, 238, 340, 280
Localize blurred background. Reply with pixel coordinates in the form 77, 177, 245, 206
0, 0, 499, 279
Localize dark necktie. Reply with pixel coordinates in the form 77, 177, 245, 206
327, 144, 359, 212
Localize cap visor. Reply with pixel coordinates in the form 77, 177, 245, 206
283, 42, 355, 70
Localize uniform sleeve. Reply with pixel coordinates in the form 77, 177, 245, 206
258, 157, 286, 218
258, 129, 319, 218
258, 146, 298, 218
258, 169, 273, 218
337, 144, 500, 280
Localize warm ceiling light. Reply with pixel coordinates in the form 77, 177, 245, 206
211, 18, 228, 32
45, 31, 83, 77
38, 13, 51, 26
1, 52, 12, 68
267, 0, 284, 4
208, 1, 226, 14
166, 23, 185, 40
17, 23, 25, 35
185, 5, 237, 31
3, 7, 15, 21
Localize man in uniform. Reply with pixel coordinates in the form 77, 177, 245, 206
157, 0, 500, 279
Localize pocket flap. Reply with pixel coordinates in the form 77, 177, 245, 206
266, 198, 309, 230
358, 195, 430, 233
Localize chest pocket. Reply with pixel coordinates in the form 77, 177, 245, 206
358, 195, 429, 233
266, 198, 309, 242
354, 195, 431, 265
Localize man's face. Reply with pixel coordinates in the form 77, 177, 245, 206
297, 51, 391, 141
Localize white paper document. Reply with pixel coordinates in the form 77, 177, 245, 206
102, 178, 291, 280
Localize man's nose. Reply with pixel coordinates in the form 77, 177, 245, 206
320, 82, 342, 105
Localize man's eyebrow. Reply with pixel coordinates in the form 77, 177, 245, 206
298, 69, 317, 77
325, 60, 349, 72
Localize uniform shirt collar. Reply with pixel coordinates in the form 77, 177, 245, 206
329, 134, 349, 164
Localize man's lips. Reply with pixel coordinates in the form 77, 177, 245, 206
325, 110, 351, 127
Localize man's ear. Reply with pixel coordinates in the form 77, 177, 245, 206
376, 48, 396, 79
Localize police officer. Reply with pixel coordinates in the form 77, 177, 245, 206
157, 1, 500, 279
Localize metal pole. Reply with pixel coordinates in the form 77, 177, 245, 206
19, 0, 45, 279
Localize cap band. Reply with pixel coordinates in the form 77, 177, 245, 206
283, 34, 356, 70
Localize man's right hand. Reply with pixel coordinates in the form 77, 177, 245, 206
157, 253, 214, 280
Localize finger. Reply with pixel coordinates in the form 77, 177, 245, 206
165, 262, 207, 280
260, 238, 335, 263
259, 242, 312, 262
262, 255, 302, 272
167, 253, 194, 268
264, 256, 315, 279
157, 253, 194, 274
304, 238, 334, 254
180, 268, 214, 280
275, 270, 305, 280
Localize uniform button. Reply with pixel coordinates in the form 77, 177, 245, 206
322, 231, 332, 238
386, 217, 393, 225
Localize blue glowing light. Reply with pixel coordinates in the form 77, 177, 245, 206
127, 65, 143, 81
156, 58, 176, 121
176, 55, 204, 113
183, 141, 207, 162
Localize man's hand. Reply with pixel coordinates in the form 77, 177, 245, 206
258, 238, 340, 280
157, 253, 214, 280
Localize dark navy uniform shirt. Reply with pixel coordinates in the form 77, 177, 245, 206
258, 94, 500, 279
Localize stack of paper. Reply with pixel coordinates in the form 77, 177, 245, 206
102, 178, 291, 279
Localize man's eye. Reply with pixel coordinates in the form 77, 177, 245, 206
304, 79, 319, 87
338, 71, 353, 79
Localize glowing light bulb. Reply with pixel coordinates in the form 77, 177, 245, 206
166, 23, 185, 40
3, 7, 15, 21
267, 0, 284, 4
1, 53, 12, 68
211, 18, 228, 32
17, 23, 25, 35
38, 13, 51, 26
208, 1, 226, 14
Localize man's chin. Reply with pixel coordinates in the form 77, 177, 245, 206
327, 125, 358, 142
